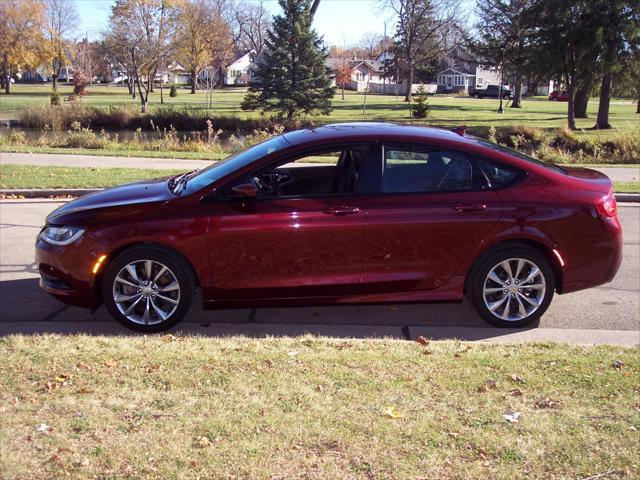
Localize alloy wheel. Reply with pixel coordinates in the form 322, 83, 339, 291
482, 258, 546, 322
112, 259, 180, 325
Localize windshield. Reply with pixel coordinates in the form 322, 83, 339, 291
180, 135, 290, 195
475, 139, 566, 174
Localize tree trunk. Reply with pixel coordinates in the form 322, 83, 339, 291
341, 84, 344, 100
636, 98, 639, 114
594, 72, 613, 129
191, 70, 196, 94
511, 72, 522, 108
4, 73, 10, 94
574, 86, 590, 118
160, 81, 164, 105
52, 75, 58, 91
567, 83, 576, 130
404, 65, 413, 102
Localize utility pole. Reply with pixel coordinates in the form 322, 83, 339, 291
310, 0, 321, 18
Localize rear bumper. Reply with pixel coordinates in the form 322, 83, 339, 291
35, 237, 103, 309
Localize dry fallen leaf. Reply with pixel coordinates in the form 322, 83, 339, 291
383, 406, 404, 419
195, 436, 212, 448
509, 389, 524, 397
316, 384, 323, 392
534, 398, 560, 409
613, 359, 624, 369
104, 359, 117, 368
509, 374, 526, 384
416, 336, 430, 346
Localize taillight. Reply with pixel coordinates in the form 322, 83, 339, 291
596, 193, 617, 218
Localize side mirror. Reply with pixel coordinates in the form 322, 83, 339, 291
230, 183, 257, 198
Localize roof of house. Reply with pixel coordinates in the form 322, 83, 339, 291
326, 58, 385, 73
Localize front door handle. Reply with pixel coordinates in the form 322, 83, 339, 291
323, 206, 361, 216
452, 203, 487, 212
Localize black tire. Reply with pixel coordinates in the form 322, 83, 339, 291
473, 93, 479, 99
467, 246, 555, 328
102, 246, 194, 332
503, 94, 511, 100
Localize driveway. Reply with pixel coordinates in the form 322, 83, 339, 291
1, 200, 638, 344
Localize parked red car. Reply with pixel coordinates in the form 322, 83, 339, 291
36, 123, 622, 332
548, 90, 569, 101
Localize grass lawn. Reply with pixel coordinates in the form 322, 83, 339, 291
0, 145, 229, 161
0, 335, 638, 479
1, 164, 638, 192
1, 84, 639, 137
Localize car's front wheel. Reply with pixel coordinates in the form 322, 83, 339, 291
102, 246, 194, 332
468, 247, 555, 328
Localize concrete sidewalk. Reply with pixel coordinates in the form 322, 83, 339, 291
1, 151, 639, 182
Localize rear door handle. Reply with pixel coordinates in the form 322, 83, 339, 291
323, 206, 361, 216
452, 203, 487, 212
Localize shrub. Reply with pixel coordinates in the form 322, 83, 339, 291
50, 93, 61, 107
73, 71, 89, 96
241, 90, 260, 111
169, 85, 177, 97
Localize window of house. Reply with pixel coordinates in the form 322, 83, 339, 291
477, 77, 483, 87
383, 146, 483, 193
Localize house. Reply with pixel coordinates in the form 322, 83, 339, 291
326, 58, 392, 92
225, 51, 256, 86
436, 47, 501, 94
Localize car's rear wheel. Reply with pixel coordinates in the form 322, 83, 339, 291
102, 247, 193, 332
468, 247, 555, 327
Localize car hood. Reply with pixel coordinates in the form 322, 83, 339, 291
47, 177, 173, 224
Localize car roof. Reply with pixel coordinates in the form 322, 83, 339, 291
282, 122, 480, 146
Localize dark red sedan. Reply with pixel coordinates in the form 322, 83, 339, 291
36, 123, 622, 332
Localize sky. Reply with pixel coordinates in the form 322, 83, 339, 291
74, 0, 397, 46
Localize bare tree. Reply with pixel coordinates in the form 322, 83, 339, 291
232, 0, 271, 54
359, 31, 385, 59
384, 0, 460, 101
43, 0, 79, 90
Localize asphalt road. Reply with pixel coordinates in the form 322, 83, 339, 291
0, 200, 638, 343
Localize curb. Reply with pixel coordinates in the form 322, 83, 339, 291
0, 188, 100, 198
1, 189, 639, 203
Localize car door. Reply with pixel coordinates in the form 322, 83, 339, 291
360, 143, 503, 293
203, 144, 371, 301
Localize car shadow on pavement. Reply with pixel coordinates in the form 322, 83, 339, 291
0, 277, 540, 340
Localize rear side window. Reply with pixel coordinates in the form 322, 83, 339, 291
383, 145, 484, 193
475, 158, 520, 189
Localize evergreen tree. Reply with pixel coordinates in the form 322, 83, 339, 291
247, 0, 334, 119
412, 84, 430, 118
473, 0, 533, 109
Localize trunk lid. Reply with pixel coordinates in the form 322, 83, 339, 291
561, 166, 612, 194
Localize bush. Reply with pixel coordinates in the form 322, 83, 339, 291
169, 85, 177, 97
50, 93, 61, 107
241, 90, 260, 111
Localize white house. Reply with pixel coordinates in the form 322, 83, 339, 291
225, 51, 255, 86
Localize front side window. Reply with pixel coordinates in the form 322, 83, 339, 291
250, 146, 369, 197
383, 146, 483, 193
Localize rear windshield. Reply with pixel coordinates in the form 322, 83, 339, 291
475, 139, 566, 174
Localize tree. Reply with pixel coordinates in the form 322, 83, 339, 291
0, 0, 46, 94
174, 0, 215, 94
527, 0, 603, 129
473, 0, 533, 109
385, 0, 460, 102
359, 32, 385, 59
232, 0, 271, 54
335, 60, 352, 100
43, 0, 79, 91
107, 0, 177, 113
592, 0, 640, 129
412, 84, 430, 117
247, 0, 334, 119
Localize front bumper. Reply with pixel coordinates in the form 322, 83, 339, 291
35, 236, 105, 309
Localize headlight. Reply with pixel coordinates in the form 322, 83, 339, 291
39, 226, 86, 246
